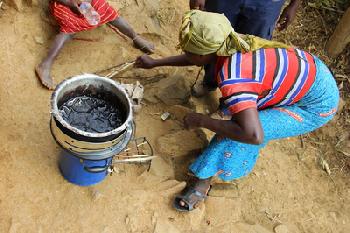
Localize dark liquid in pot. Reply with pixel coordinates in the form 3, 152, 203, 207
59, 96, 124, 133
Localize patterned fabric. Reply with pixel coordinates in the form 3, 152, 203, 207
51, 0, 119, 34
190, 57, 339, 181
217, 48, 317, 114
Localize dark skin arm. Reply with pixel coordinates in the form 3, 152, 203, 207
277, 0, 300, 30
184, 108, 264, 145
135, 54, 192, 69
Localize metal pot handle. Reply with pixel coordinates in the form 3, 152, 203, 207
82, 160, 111, 173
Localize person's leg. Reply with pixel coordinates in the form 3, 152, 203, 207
108, 17, 154, 54
235, 0, 286, 39
191, 64, 217, 97
175, 176, 212, 210
191, 0, 243, 97
36, 32, 73, 90
175, 103, 335, 211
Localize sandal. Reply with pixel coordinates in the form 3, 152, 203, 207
173, 185, 211, 212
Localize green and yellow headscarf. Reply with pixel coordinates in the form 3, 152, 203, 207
178, 10, 290, 56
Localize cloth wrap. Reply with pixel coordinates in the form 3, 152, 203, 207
178, 10, 290, 56
51, 0, 119, 34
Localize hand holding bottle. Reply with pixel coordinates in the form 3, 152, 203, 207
79, 1, 101, 26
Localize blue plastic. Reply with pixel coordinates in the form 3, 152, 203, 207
58, 150, 112, 186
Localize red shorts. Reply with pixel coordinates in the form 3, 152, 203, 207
51, 0, 119, 33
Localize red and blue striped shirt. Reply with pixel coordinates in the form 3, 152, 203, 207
216, 48, 317, 114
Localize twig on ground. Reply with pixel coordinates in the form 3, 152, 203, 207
107, 24, 128, 41
105, 62, 135, 78
73, 37, 100, 42
299, 135, 304, 148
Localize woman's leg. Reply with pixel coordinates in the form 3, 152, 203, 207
191, 105, 334, 181
108, 17, 154, 54
35, 32, 74, 90
175, 104, 336, 210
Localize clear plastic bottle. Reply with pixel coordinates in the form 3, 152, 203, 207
79, 2, 101, 26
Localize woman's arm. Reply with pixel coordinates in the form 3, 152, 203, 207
184, 108, 264, 145
135, 54, 193, 69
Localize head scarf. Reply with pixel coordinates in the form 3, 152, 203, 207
178, 10, 290, 56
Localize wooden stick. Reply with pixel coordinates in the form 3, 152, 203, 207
113, 156, 157, 163
117, 154, 153, 158
94, 60, 135, 75
73, 37, 100, 42
106, 62, 135, 78
107, 24, 128, 41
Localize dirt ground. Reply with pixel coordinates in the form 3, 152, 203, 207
0, 0, 349, 232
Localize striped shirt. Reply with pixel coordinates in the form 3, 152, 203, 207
216, 48, 317, 114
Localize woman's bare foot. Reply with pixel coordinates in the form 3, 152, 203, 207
133, 36, 155, 54
35, 63, 55, 90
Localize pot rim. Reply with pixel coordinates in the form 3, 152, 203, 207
50, 74, 133, 138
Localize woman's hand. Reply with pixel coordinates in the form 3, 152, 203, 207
183, 113, 205, 129
135, 55, 157, 69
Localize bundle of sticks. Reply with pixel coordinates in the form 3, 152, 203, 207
95, 61, 135, 78
113, 137, 156, 164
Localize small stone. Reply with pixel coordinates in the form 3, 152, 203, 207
133, 81, 144, 100
91, 189, 103, 201
161, 112, 170, 121
329, 211, 338, 222
125, 215, 130, 225
274, 224, 289, 233
196, 128, 215, 144
151, 212, 158, 225
34, 36, 44, 45
167, 105, 192, 121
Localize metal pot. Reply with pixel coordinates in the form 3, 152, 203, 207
50, 74, 133, 160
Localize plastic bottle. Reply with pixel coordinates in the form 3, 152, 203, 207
79, 2, 101, 26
